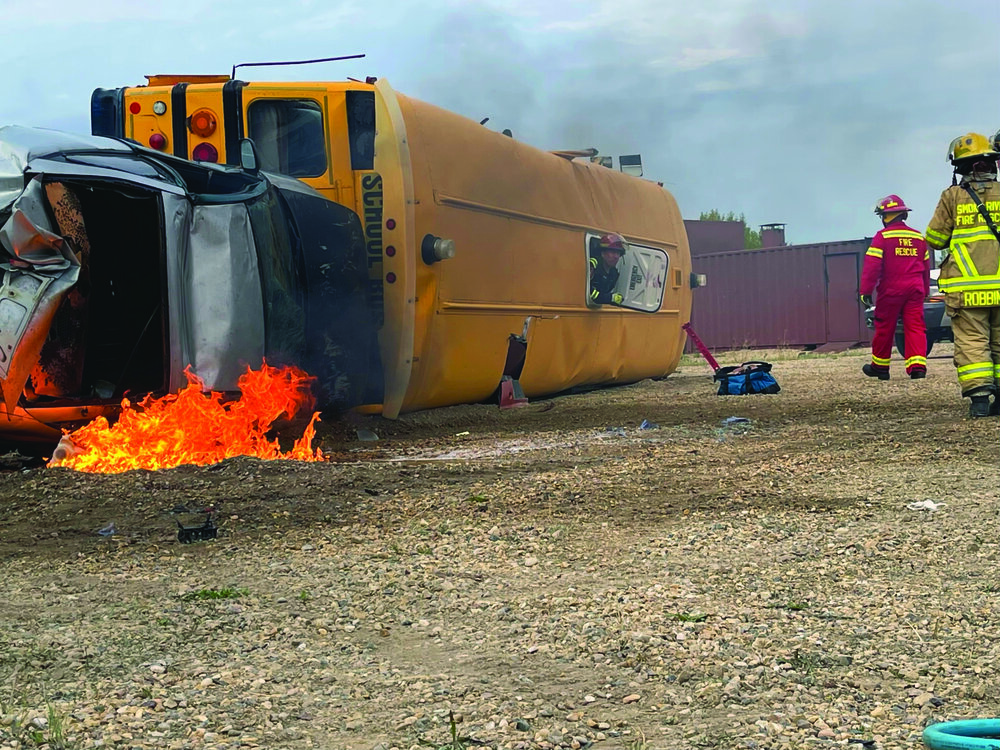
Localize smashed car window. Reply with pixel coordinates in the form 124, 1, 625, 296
54, 153, 166, 180
143, 152, 265, 199
245, 190, 306, 367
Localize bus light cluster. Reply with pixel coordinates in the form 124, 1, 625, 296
127, 99, 171, 152
189, 108, 219, 163
128, 99, 220, 162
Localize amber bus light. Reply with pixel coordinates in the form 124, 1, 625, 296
189, 109, 217, 137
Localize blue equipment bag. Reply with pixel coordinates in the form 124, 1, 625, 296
714, 361, 780, 396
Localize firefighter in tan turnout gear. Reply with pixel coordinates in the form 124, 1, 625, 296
925, 132, 1000, 418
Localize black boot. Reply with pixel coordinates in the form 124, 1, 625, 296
862, 364, 889, 380
970, 395, 991, 418
909, 369, 926, 379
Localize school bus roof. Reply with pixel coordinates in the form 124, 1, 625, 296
144, 75, 232, 86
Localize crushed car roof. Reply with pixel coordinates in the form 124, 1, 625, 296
0, 125, 270, 212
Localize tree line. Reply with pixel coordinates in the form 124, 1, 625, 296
698, 210, 763, 249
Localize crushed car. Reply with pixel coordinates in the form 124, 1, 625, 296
0, 125, 378, 445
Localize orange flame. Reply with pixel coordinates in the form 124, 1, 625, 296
48, 363, 324, 473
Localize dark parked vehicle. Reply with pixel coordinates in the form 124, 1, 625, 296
864, 271, 952, 357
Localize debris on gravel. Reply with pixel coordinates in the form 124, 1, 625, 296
1, 346, 997, 750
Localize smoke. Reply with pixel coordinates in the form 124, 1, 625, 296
2, 0, 996, 243
397, 0, 998, 242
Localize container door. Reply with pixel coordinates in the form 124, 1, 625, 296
825, 252, 863, 342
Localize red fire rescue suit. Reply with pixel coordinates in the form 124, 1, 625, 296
860, 219, 930, 376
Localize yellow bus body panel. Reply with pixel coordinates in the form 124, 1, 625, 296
385, 85, 691, 413
372, 81, 416, 419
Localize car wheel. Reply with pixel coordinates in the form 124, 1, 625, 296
895, 332, 934, 359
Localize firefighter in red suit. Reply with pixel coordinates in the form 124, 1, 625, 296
860, 194, 931, 380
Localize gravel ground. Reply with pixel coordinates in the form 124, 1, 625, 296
0, 345, 998, 750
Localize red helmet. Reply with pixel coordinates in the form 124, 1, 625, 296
874, 194, 910, 215
596, 232, 627, 253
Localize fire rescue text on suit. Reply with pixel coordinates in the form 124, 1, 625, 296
860, 195, 930, 380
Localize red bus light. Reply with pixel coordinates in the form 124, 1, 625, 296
148, 133, 167, 150
129, 101, 141, 115
192, 143, 219, 162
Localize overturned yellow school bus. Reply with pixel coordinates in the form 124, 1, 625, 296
89, 77, 693, 418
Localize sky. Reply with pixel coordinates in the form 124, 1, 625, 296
1, 0, 997, 245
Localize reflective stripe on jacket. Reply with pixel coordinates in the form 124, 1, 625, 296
926, 178, 1000, 307
859, 220, 929, 298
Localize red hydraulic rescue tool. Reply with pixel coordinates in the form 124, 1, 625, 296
682, 322, 720, 374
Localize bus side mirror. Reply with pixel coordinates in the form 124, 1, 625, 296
239, 138, 260, 175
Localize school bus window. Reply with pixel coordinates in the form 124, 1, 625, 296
346, 90, 375, 171
586, 232, 668, 313
587, 233, 625, 307
247, 99, 327, 177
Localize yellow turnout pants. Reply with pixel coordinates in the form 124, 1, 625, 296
949, 305, 1000, 396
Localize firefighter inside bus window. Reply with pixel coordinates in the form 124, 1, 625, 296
247, 99, 327, 177
589, 232, 627, 306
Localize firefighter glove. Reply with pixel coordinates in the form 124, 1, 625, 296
860, 294, 873, 307
611, 293, 624, 305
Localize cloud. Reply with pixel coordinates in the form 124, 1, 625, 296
672, 47, 746, 71
2, 0, 217, 25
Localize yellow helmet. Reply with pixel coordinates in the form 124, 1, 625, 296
947, 132, 999, 164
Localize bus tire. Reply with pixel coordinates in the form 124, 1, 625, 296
922, 719, 1000, 749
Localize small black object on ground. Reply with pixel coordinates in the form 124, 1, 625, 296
176, 507, 218, 544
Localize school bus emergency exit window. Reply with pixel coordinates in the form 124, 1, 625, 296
586, 233, 668, 313
247, 99, 327, 178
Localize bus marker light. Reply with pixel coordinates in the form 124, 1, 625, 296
153, 101, 167, 115
421, 234, 456, 264
192, 143, 219, 162
189, 109, 217, 137
129, 101, 141, 114
386, 272, 397, 283
148, 133, 167, 150
385, 246, 396, 257
386, 218, 396, 230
